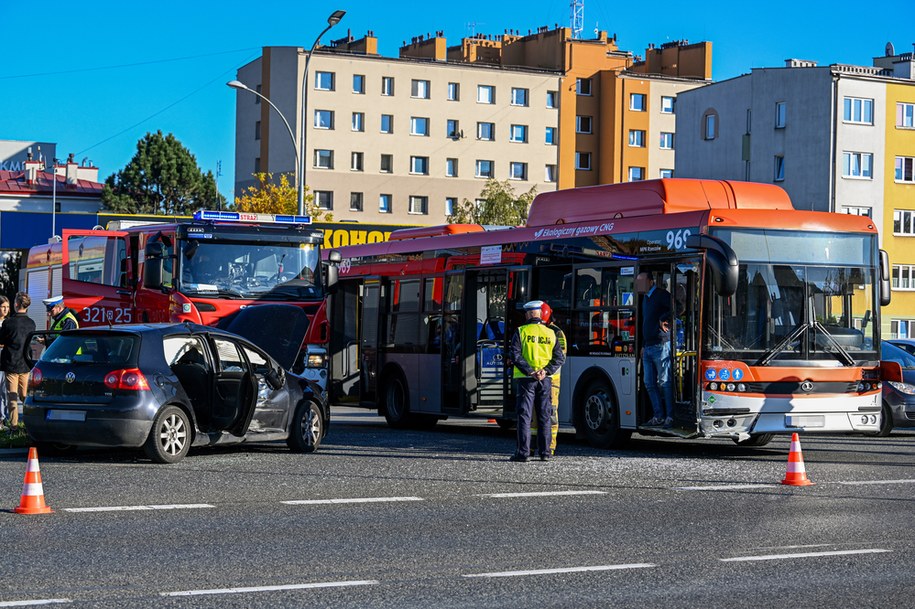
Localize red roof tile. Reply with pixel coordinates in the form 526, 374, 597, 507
0, 170, 103, 197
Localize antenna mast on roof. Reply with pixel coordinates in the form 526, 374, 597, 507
570, 0, 584, 39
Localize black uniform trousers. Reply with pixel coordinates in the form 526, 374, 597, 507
515, 376, 552, 458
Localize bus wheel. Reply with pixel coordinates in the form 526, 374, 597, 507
578, 378, 629, 448
732, 433, 774, 447
382, 373, 411, 429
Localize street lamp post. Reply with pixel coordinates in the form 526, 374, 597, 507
227, 80, 299, 178
297, 9, 346, 217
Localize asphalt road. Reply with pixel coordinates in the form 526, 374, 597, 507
0, 408, 913, 608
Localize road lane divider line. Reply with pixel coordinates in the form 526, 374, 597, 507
833, 479, 915, 486
463, 563, 655, 578
720, 548, 891, 562
674, 484, 778, 491
161, 580, 378, 597
282, 496, 423, 505
481, 490, 607, 499
0, 599, 71, 607
63, 504, 215, 513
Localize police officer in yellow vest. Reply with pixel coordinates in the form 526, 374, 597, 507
43, 296, 79, 333
508, 300, 565, 462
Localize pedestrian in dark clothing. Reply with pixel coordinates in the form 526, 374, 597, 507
636, 271, 673, 427
0, 293, 36, 428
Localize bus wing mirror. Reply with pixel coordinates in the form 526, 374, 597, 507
328, 249, 342, 264
879, 249, 891, 307
325, 249, 342, 291
685, 234, 738, 297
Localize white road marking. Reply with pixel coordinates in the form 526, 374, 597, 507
482, 490, 607, 498
63, 504, 214, 513
464, 563, 655, 578
0, 599, 71, 607
282, 496, 423, 505
834, 479, 915, 486
720, 548, 891, 562
674, 484, 777, 491
161, 580, 378, 597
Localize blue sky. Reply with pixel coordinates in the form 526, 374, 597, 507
2, 0, 908, 200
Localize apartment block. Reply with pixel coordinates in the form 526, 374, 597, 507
675, 45, 915, 338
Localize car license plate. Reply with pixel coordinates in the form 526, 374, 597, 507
47, 410, 86, 422
785, 414, 825, 428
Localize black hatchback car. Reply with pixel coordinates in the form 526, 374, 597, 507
23, 306, 327, 463
878, 340, 915, 436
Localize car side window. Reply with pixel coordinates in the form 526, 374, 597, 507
164, 336, 207, 367
242, 345, 272, 376
213, 338, 245, 373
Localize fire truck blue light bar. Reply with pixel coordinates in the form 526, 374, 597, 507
193, 210, 312, 224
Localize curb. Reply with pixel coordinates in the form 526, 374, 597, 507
0, 448, 29, 456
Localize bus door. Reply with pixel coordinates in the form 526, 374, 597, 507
358, 277, 385, 406
329, 278, 362, 405
61, 229, 133, 327
441, 271, 466, 415
671, 259, 702, 425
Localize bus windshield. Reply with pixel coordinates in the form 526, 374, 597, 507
177, 240, 321, 300
703, 229, 878, 365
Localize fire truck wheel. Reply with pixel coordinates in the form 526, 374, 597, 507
732, 433, 774, 447
287, 400, 323, 453
382, 372, 411, 429
144, 405, 191, 464
578, 377, 629, 449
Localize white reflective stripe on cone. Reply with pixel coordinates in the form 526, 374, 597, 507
27, 460, 41, 473
22, 483, 44, 496
786, 462, 807, 473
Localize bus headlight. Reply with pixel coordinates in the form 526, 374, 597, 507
726, 383, 736, 392
887, 381, 915, 395
737, 383, 746, 392
708, 382, 718, 391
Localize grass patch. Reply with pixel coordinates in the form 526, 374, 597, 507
0, 426, 31, 449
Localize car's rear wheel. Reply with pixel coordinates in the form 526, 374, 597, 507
287, 401, 323, 453
144, 405, 191, 463
877, 402, 894, 437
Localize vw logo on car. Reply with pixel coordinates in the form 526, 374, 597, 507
65, 372, 76, 384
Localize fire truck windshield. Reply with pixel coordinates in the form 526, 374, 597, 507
178, 240, 321, 300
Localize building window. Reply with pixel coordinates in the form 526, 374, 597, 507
894, 210, 915, 235
350, 192, 363, 212
659, 132, 674, 149
409, 196, 429, 215
314, 190, 333, 210
379, 194, 392, 213
546, 91, 558, 108
254, 157, 260, 173
577, 116, 593, 134
842, 151, 873, 179
445, 158, 458, 177
254, 84, 261, 104
447, 119, 461, 139
774, 155, 785, 182
314, 149, 334, 169
511, 87, 529, 106
628, 167, 644, 181
575, 152, 591, 171
445, 197, 457, 216
895, 156, 915, 183
891, 319, 915, 337
351, 152, 364, 172
844, 97, 874, 125
477, 85, 495, 104
510, 124, 528, 143
545, 164, 557, 183
410, 117, 430, 136
353, 74, 365, 94
254, 120, 261, 140
314, 110, 334, 130
351, 112, 364, 132
630, 93, 646, 111
545, 127, 557, 145
410, 156, 429, 175
315, 71, 334, 91
475, 159, 494, 178
897, 102, 915, 128
775, 101, 787, 128
628, 129, 645, 147
380, 154, 393, 173
509, 162, 527, 181
892, 266, 915, 290
477, 122, 495, 141
447, 82, 460, 101
843, 206, 872, 217
660, 169, 674, 179
381, 76, 394, 96
661, 96, 675, 114
576, 78, 592, 96
411, 79, 431, 99
380, 114, 394, 134
703, 111, 718, 140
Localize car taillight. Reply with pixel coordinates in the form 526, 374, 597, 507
29, 367, 43, 387
104, 368, 150, 391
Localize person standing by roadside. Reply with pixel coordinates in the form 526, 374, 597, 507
0, 293, 36, 429
43, 295, 79, 333
508, 300, 565, 462
530, 302, 567, 456
0, 296, 9, 429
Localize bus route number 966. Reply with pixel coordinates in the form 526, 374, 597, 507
82, 306, 132, 324
666, 229, 692, 251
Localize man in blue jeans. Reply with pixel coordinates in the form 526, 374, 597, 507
636, 271, 673, 428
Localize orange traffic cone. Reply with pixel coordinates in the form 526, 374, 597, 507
13, 447, 52, 514
781, 432, 814, 486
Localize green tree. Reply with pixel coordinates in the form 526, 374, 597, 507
448, 179, 536, 226
234, 172, 332, 221
101, 131, 225, 215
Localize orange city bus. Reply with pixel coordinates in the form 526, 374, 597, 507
325, 179, 891, 447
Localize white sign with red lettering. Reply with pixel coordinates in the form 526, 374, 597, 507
480, 245, 502, 265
